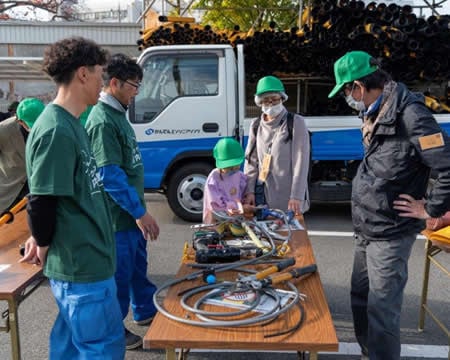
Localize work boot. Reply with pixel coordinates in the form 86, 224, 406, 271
133, 316, 154, 326
125, 328, 142, 350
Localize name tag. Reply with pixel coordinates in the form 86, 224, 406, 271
258, 153, 272, 182
418, 132, 444, 150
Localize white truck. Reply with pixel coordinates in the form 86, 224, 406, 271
129, 44, 450, 222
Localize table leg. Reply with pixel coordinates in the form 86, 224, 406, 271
165, 348, 176, 360
297, 351, 318, 360
8, 299, 21, 360
178, 348, 190, 359
418, 239, 432, 332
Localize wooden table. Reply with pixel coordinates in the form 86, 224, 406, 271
0, 209, 45, 360
144, 226, 338, 359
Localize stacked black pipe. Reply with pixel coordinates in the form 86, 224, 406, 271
138, 1, 450, 112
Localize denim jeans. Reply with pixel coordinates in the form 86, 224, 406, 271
351, 233, 416, 360
49, 277, 125, 360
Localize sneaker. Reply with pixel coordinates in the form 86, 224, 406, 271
125, 328, 142, 350
133, 316, 154, 326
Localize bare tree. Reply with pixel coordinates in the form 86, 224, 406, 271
0, 0, 82, 21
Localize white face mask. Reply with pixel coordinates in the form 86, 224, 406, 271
226, 170, 238, 176
262, 103, 284, 117
345, 87, 366, 112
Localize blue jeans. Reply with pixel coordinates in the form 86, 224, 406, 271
49, 277, 125, 360
351, 233, 416, 360
115, 228, 157, 321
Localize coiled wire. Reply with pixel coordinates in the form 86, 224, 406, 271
152, 217, 305, 336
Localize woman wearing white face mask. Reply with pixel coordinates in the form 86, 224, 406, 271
243, 75, 310, 216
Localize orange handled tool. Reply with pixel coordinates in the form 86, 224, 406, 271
260, 264, 318, 287
254, 257, 296, 280
235, 258, 296, 290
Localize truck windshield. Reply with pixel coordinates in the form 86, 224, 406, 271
132, 54, 219, 124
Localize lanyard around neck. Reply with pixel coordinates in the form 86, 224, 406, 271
267, 115, 286, 154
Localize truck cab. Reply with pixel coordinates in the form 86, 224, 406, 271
129, 45, 239, 221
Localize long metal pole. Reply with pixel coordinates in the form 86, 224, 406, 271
299, 0, 304, 28
136, 0, 158, 23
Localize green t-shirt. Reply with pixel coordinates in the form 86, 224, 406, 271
86, 101, 145, 232
26, 104, 116, 282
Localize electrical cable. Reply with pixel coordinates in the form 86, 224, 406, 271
264, 301, 305, 338
152, 215, 311, 337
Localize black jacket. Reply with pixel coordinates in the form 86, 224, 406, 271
352, 82, 450, 240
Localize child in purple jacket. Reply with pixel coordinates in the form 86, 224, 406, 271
203, 138, 247, 225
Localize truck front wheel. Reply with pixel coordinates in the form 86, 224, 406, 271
167, 162, 213, 222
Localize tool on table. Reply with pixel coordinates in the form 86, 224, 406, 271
192, 213, 271, 263
255, 207, 295, 223
0, 197, 27, 227
257, 264, 318, 288
192, 229, 241, 263
234, 257, 296, 290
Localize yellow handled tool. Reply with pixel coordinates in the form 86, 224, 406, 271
240, 221, 266, 249
0, 197, 27, 227
235, 257, 295, 287
254, 257, 296, 280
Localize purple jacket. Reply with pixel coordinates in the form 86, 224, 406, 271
202, 168, 247, 224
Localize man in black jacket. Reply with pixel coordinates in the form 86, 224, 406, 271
328, 51, 450, 360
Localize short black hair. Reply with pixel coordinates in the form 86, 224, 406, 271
103, 53, 143, 85
42, 37, 109, 85
357, 58, 392, 91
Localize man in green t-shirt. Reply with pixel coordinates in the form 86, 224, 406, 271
20, 37, 125, 359
86, 53, 160, 350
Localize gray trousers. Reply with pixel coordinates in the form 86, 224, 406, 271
351, 232, 416, 360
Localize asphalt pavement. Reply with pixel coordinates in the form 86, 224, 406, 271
0, 194, 448, 360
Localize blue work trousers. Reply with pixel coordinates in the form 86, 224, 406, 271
115, 228, 157, 321
351, 233, 416, 360
49, 277, 125, 360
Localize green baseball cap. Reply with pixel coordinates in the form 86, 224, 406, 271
213, 138, 245, 169
16, 98, 45, 128
328, 51, 378, 98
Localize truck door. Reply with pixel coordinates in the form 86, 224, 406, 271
129, 47, 230, 221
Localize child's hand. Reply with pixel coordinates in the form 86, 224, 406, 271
227, 208, 241, 216
226, 200, 244, 216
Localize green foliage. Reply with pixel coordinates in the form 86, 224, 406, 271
193, 0, 303, 31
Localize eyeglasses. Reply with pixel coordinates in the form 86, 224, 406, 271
124, 80, 141, 89
261, 97, 282, 106
342, 82, 358, 97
